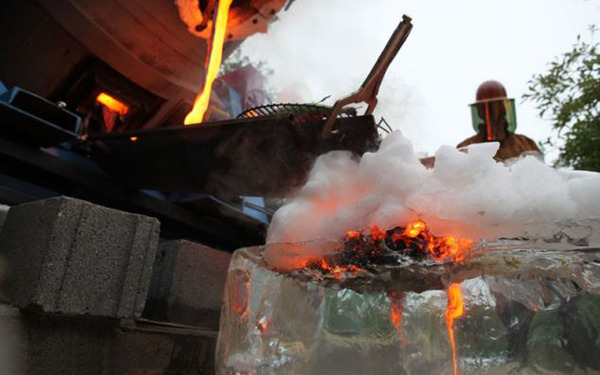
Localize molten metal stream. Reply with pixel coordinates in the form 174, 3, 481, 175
184, 0, 233, 125
387, 290, 404, 336
445, 283, 464, 375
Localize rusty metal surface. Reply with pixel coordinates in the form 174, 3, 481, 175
36, 0, 210, 98
188, 0, 287, 40
322, 15, 413, 138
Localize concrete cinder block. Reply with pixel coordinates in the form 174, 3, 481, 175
0, 204, 9, 233
27, 317, 217, 375
0, 304, 26, 375
0, 305, 217, 375
144, 240, 231, 329
113, 321, 217, 375
0, 196, 160, 318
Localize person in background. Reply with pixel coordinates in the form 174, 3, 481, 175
457, 80, 543, 162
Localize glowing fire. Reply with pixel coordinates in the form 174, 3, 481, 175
308, 219, 472, 278
378, 219, 472, 263
445, 283, 464, 375
318, 258, 362, 280
184, 0, 233, 125
371, 226, 387, 242
387, 290, 404, 335
96, 92, 129, 115
404, 220, 426, 238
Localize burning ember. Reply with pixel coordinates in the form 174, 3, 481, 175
184, 0, 233, 125
303, 219, 472, 280
387, 289, 404, 336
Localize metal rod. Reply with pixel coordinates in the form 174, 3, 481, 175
321, 15, 413, 139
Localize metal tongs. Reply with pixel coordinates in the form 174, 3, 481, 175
322, 15, 413, 139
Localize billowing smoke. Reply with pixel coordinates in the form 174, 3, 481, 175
267, 132, 600, 251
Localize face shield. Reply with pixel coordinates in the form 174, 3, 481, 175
469, 98, 517, 141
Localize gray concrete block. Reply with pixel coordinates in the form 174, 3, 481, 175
0, 204, 9, 233
0, 196, 160, 318
0, 305, 216, 375
144, 240, 231, 329
0, 304, 26, 375
113, 321, 217, 375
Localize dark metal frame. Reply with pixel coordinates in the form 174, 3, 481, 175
0, 135, 265, 251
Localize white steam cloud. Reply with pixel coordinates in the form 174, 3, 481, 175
267, 132, 600, 247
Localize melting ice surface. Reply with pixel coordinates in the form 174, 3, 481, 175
217, 243, 600, 374
267, 132, 600, 256
218, 132, 600, 374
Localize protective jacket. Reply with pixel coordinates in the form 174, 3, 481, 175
457, 132, 542, 162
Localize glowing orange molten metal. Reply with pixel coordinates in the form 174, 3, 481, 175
405, 219, 426, 238
96, 92, 129, 115
307, 219, 472, 278
387, 290, 404, 335
400, 219, 472, 262
184, 0, 233, 125
319, 259, 362, 280
371, 226, 387, 242
445, 283, 464, 375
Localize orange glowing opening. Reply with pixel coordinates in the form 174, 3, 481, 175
130, 136, 138, 142
96, 92, 129, 116
184, 0, 233, 125
445, 283, 464, 375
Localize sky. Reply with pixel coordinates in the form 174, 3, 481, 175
237, 0, 598, 161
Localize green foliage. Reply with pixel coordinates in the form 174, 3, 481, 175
524, 26, 600, 171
